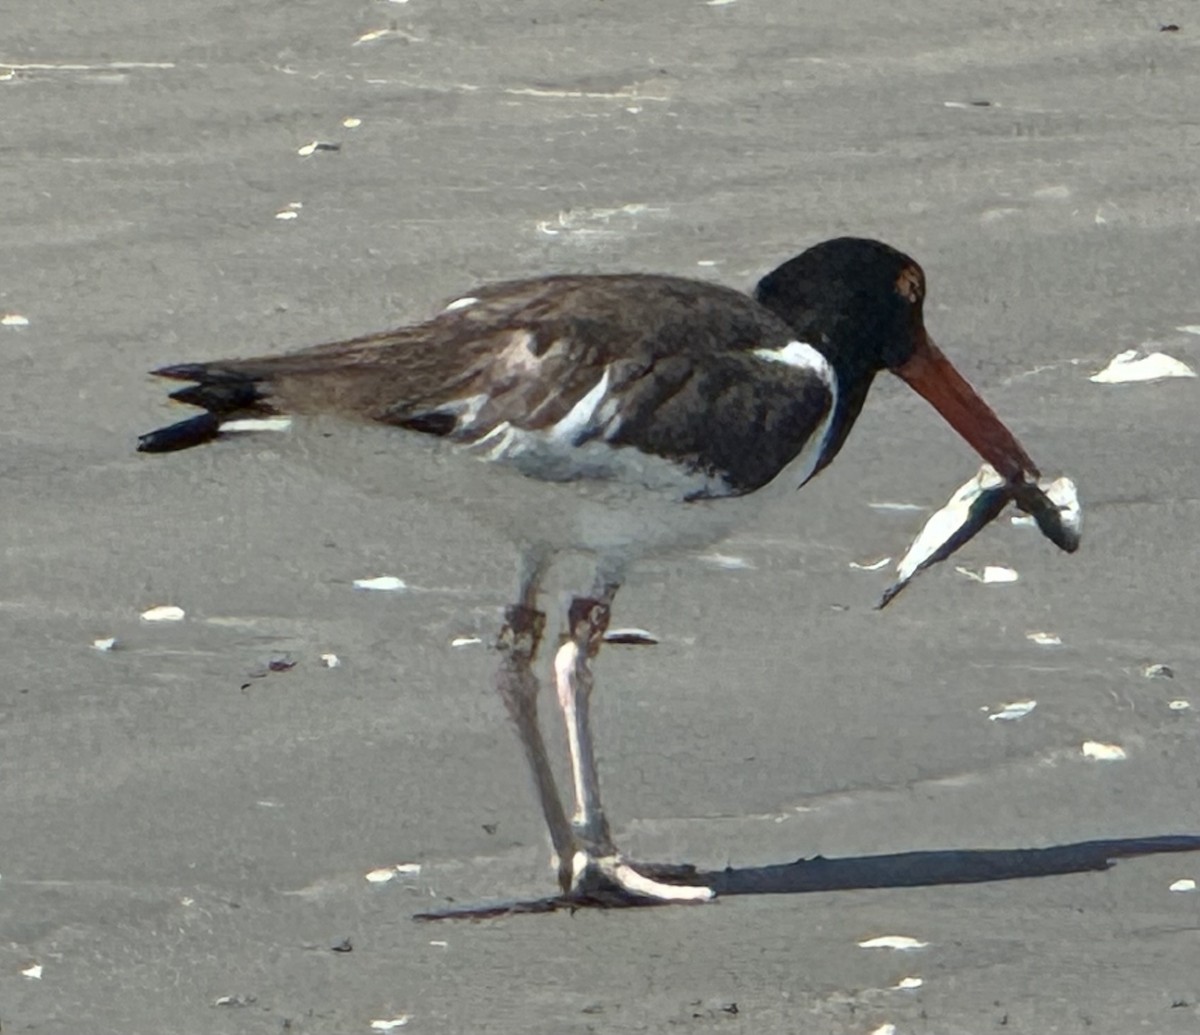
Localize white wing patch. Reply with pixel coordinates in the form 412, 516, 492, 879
459, 365, 725, 498
550, 369, 612, 443
752, 339, 831, 378
219, 416, 294, 433
752, 340, 839, 491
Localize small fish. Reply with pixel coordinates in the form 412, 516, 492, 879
879, 466, 1081, 608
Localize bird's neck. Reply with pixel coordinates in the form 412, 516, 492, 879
812, 340, 878, 477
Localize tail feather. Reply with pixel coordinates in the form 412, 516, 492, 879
168, 380, 264, 414
139, 363, 274, 454
137, 413, 222, 453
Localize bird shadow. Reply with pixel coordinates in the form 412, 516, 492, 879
413, 834, 1200, 921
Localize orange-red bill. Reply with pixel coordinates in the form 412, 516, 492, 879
894, 334, 1040, 484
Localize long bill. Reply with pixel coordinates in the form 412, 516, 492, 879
893, 333, 1040, 485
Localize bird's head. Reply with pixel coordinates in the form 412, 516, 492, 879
756, 237, 1040, 484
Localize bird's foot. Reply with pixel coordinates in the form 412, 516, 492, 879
564, 850, 715, 905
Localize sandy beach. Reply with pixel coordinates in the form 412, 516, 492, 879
3, 1, 1200, 1031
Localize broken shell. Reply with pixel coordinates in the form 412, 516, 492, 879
849, 557, 891, 572
956, 565, 1019, 584
297, 141, 341, 156
989, 699, 1037, 721
858, 935, 928, 950
364, 867, 396, 884
353, 576, 407, 591
1081, 741, 1126, 761
1090, 348, 1195, 383
140, 605, 185, 622
369, 1019, 410, 1032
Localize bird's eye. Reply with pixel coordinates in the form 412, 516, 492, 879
895, 266, 924, 304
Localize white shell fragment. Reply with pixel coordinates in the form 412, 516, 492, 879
849, 557, 891, 572
1168, 700, 1191, 711
2, 313, 30, 327
1026, 631, 1062, 646
320, 652, 341, 668
869, 1025, 898, 1035
956, 565, 1019, 584
275, 201, 303, 220
894, 977, 924, 990
21, 962, 43, 979
1169, 878, 1196, 892
450, 636, 483, 648
1090, 348, 1195, 383
297, 141, 341, 156
989, 699, 1038, 721
869, 501, 926, 512
369, 1018, 410, 1032
92, 636, 118, 651
1143, 663, 1174, 679
365, 863, 421, 884
353, 576, 407, 591
858, 935, 928, 950
354, 26, 422, 45
141, 605, 185, 622
1082, 741, 1127, 761
343, 116, 363, 128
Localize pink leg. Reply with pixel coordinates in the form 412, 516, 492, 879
494, 563, 575, 892
553, 585, 714, 903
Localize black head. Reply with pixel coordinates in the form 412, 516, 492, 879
754, 238, 927, 374
757, 237, 1042, 485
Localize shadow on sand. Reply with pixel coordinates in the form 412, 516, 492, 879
414, 834, 1200, 920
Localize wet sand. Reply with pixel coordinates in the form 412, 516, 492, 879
3, 1, 1200, 1032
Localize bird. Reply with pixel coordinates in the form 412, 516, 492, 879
138, 237, 1053, 904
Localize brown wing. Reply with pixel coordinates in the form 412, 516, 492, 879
144, 274, 786, 421
139, 273, 831, 491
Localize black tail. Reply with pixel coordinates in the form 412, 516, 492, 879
138, 364, 269, 454
137, 413, 222, 453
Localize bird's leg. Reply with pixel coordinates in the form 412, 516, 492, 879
554, 583, 713, 903
493, 558, 576, 892
553, 585, 618, 853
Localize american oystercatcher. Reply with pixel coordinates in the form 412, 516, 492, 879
139, 237, 1062, 904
